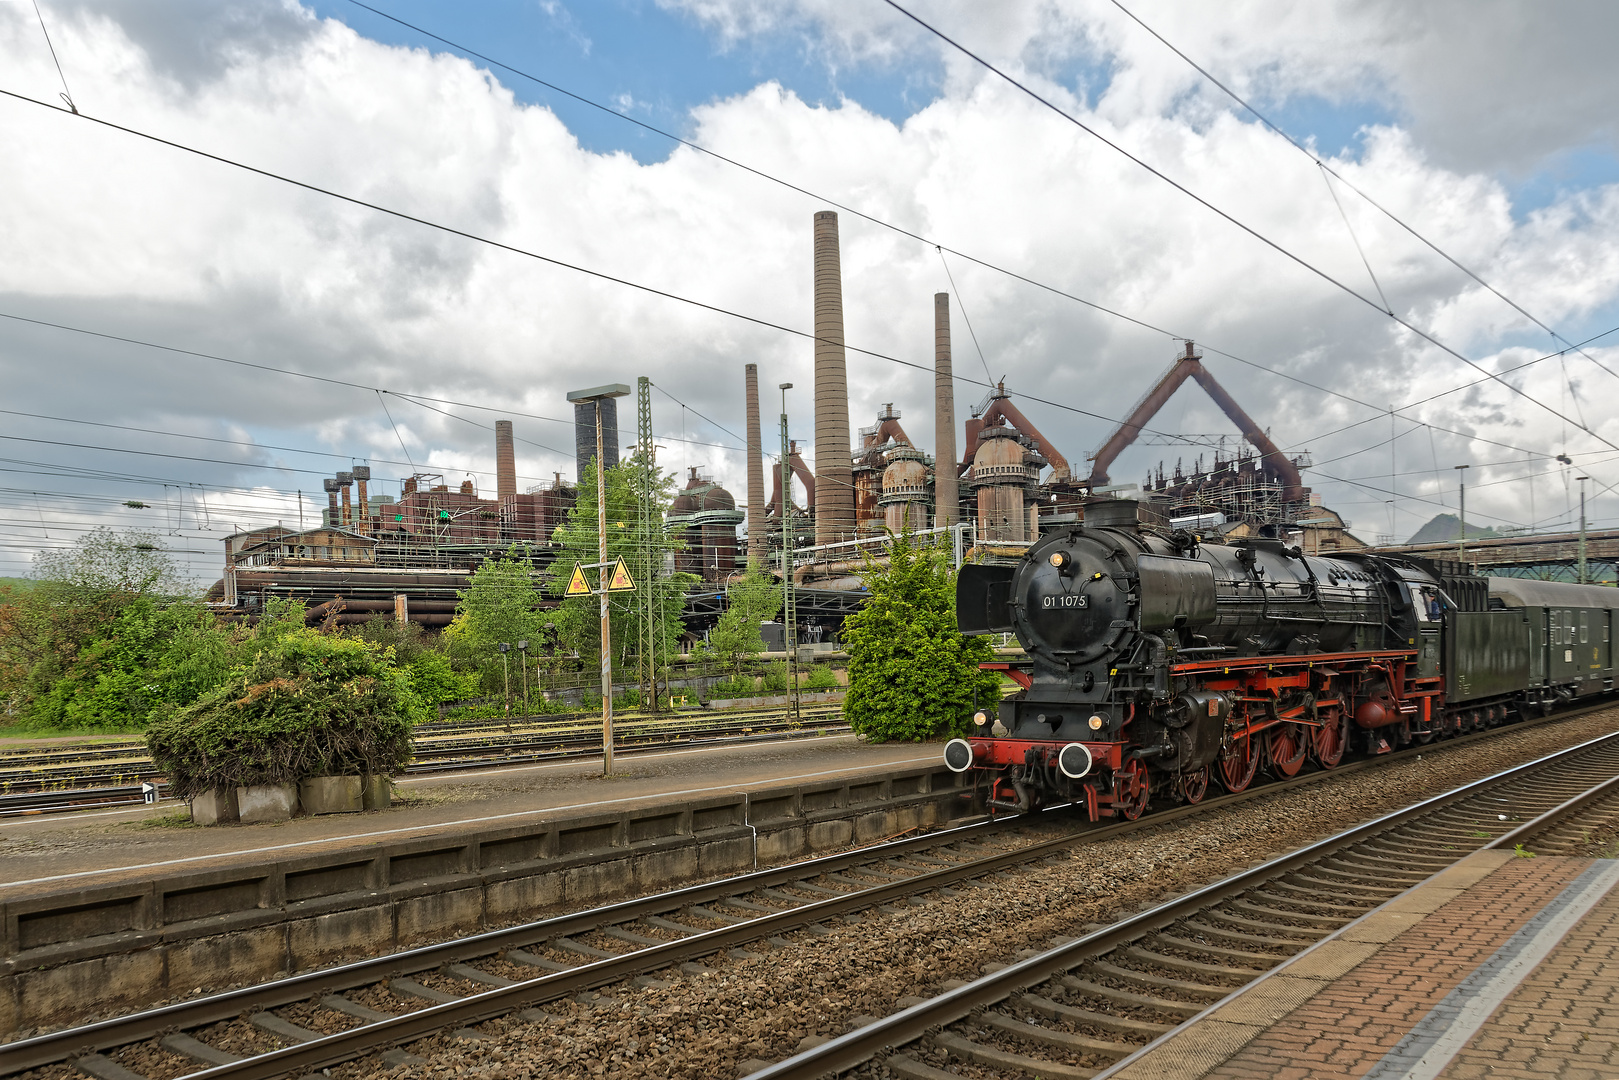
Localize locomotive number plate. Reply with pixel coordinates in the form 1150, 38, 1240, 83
1041, 595, 1089, 609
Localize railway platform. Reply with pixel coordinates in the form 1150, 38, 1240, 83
1096, 849, 1619, 1080
0, 732, 937, 904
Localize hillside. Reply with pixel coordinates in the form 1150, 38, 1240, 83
1407, 513, 1497, 546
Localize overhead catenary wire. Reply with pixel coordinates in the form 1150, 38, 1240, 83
2, 29, 1605, 534
331, 0, 1541, 461
0, 90, 1257, 467
0, 310, 738, 456
29, 0, 76, 113
7, 23, 1582, 498
936, 248, 995, 384
1317, 163, 1391, 314
881, 0, 1619, 457
1104, 0, 1619, 387
1276, 323, 1619, 456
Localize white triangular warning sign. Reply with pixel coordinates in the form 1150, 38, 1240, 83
606, 557, 635, 591
565, 564, 592, 596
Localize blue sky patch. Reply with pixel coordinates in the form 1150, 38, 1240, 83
313, 0, 943, 161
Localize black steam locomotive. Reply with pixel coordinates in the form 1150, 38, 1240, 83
946, 499, 1619, 820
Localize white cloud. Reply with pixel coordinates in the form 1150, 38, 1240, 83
1, 0, 1616, 579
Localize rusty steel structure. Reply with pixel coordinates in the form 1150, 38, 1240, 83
812, 211, 856, 545
668, 467, 745, 581
766, 441, 815, 521
1089, 341, 1305, 504
1372, 529, 1619, 583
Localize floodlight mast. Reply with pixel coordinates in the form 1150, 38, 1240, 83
567, 383, 632, 774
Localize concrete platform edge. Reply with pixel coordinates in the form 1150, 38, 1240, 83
0, 760, 975, 1034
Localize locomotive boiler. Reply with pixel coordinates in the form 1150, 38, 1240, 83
946, 499, 1615, 821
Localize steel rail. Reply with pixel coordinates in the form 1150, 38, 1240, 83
1489, 771, 1619, 851
0, 710, 846, 812
4, 706, 1612, 1076
742, 728, 1619, 1080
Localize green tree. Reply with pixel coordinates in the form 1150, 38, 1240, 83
443, 550, 549, 696
548, 452, 694, 689
0, 531, 232, 731
702, 568, 782, 680
33, 527, 190, 598
842, 531, 1001, 742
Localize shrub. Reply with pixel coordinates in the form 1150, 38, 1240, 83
805, 664, 839, 690
761, 661, 789, 693
146, 630, 422, 798
709, 675, 759, 699
842, 532, 1001, 742
405, 651, 475, 710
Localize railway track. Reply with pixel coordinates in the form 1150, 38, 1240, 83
5, 709, 1614, 1079
749, 731, 1619, 1080
0, 705, 844, 816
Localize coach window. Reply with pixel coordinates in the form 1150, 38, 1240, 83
1581, 612, 1589, 644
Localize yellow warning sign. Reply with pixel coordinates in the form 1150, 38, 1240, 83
565, 565, 592, 596
606, 557, 636, 592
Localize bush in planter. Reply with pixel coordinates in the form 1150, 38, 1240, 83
146, 630, 424, 798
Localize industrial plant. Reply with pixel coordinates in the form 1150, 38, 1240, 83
209, 211, 1365, 636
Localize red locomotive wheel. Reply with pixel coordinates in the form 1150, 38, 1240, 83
1218, 734, 1259, 793
1312, 710, 1347, 768
1114, 759, 1150, 820
1266, 724, 1308, 778
1179, 765, 1210, 805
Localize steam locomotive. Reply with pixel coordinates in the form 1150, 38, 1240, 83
945, 499, 1619, 820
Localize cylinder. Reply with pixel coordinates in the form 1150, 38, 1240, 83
574, 399, 620, 483
812, 211, 855, 546
934, 292, 958, 528
495, 420, 517, 502
336, 471, 353, 529
745, 363, 766, 566
352, 466, 371, 532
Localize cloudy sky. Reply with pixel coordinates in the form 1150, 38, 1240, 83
3, 0, 1618, 581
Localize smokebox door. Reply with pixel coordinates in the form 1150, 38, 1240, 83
958, 564, 1015, 635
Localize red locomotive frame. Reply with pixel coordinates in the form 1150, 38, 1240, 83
971, 646, 1446, 821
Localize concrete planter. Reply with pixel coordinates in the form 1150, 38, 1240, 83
362, 773, 391, 810
235, 782, 299, 823
299, 775, 363, 815
190, 787, 239, 825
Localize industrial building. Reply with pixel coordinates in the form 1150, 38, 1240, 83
212, 209, 1364, 636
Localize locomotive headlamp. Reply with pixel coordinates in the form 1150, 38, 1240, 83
1048, 551, 1071, 569
1088, 715, 1105, 731
973, 710, 988, 727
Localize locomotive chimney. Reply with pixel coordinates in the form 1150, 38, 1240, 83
744, 363, 766, 566
933, 292, 958, 528
812, 211, 855, 545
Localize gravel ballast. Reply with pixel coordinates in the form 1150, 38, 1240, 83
321, 708, 1619, 1080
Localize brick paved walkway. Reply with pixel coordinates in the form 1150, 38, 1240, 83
1100, 852, 1619, 1080
1442, 885, 1619, 1079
